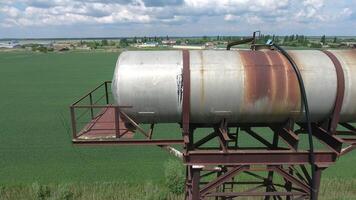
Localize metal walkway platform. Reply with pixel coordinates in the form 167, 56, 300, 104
76, 107, 134, 140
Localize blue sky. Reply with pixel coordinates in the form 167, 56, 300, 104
0, 0, 355, 38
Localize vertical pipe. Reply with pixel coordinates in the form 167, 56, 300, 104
114, 106, 120, 138
182, 50, 191, 145
185, 166, 190, 200
89, 93, 94, 119
313, 167, 323, 200
285, 167, 293, 200
234, 127, 239, 149
70, 106, 77, 139
191, 167, 201, 200
105, 81, 109, 105
265, 132, 280, 200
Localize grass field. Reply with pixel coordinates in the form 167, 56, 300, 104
0, 50, 356, 199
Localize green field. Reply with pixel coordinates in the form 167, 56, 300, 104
0, 51, 356, 199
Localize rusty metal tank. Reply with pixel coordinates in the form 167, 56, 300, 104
111, 50, 356, 124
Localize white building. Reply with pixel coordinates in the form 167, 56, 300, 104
137, 42, 159, 48
0, 41, 21, 48
172, 45, 205, 50
162, 40, 177, 45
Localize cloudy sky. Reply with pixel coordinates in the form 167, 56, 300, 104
0, 0, 355, 38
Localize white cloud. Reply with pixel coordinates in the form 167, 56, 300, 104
0, 6, 21, 18
0, 0, 355, 36
294, 0, 353, 23
224, 14, 240, 21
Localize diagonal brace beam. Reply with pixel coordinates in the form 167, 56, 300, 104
273, 166, 310, 194
270, 126, 299, 151
243, 128, 274, 149
200, 165, 249, 196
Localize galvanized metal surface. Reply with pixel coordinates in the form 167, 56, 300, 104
111, 50, 356, 124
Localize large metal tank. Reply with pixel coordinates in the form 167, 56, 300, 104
111, 50, 356, 124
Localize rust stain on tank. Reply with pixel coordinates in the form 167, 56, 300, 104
239, 50, 273, 107
239, 50, 301, 119
265, 51, 288, 113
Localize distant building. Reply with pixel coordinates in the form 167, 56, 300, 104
341, 42, 356, 48
205, 42, 215, 49
76, 44, 91, 50
0, 41, 21, 49
162, 40, 176, 45
137, 42, 159, 48
172, 45, 205, 50
53, 43, 73, 51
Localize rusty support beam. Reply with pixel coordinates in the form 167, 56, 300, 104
114, 106, 120, 138
313, 167, 323, 200
120, 111, 150, 138
200, 165, 249, 196
70, 106, 77, 139
322, 50, 345, 134
265, 132, 280, 200
185, 150, 336, 166
72, 139, 184, 145
215, 127, 228, 153
273, 166, 310, 194
148, 123, 155, 139
341, 145, 356, 156
193, 131, 217, 148
104, 81, 109, 104
182, 49, 191, 144
340, 123, 356, 132
191, 168, 201, 200
270, 126, 299, 151
243, 128, 273, 149
309, 124, 343, 154
205, 191, 306, 198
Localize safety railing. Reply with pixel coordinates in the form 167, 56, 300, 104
69, 81, 184, 145
70, 81, 127, 139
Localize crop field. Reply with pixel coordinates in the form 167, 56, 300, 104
0, 50, 356, 199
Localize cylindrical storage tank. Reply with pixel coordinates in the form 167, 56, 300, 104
111, 50, 356, 124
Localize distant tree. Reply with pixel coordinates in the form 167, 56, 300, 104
101, 39, 108, 46
166, 35, 169, 40
202, 36, 208, 43
38, 46, 48, 53
333, 37, 337, 43
283, 35, 289, 44
321, 35, 326, 45
274, 36, 280, 43
310, 42, 322, 48
119, 38, 129, 48
87, 41, 97, 49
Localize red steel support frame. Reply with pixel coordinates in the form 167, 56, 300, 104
69, 50, 356, 200
180, 50, 355, 200
322, 50, 345, 134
